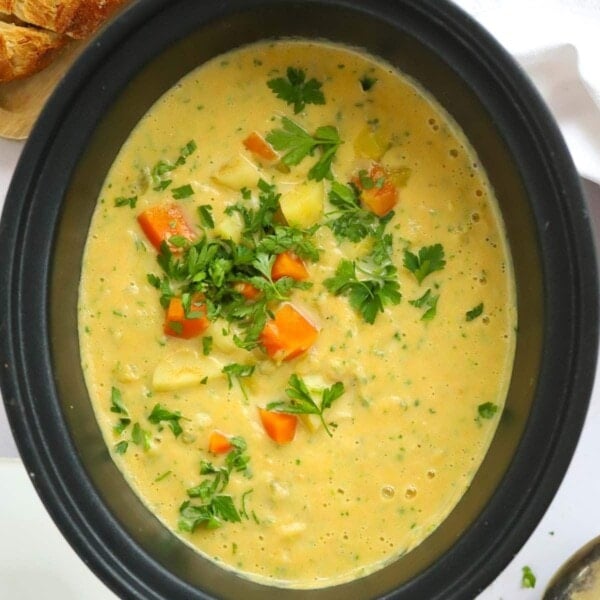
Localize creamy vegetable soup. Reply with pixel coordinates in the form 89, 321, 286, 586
78, 40, 517, 588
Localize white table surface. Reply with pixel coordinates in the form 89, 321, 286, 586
1, 1, 600, 598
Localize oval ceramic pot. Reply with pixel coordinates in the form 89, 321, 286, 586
0, 1, 598, 598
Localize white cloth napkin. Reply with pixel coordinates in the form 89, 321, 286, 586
454, 0, 600, 183
518, 44, 600, 184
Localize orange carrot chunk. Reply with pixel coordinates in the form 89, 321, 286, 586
354, 164, 399, 217
137, 203, 195, 250
208, 430, 233, 454
260, 303, 318, 361
234, 281, 261, 300
243, 131, 278, 161
164, 295, 209, 339
258, 408, 297, 444
271, 251, 309, 281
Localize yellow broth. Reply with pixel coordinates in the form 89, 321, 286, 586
78, 40, 517, 588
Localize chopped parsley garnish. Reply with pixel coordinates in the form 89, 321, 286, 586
155, 470, 172, 482
267, 374, 345, 437
466, 302, 484, 321
198, 204, 214, 229
179, 437, 252, 531
478, 402, 499, 419
114, 195, 138, 208
324, 228, 401, 323
202, 336, 213, 356
110, 387, 131, 435
148, 403, 185, 438
409, 288, 439, 321
149, 140, 197, 191
110, 386, 127, 415
521, 566, 536, 588
147, 180, 317, 350
171, 184, 194, 199
114, 441, 129, 455
223, 363, 255, 403
326, 181, 383, 242
131, 422, 151, 451
266, 117, 342, 181
403, 244, 446, 284
359, 75, 378, 91
267, 67, 325, 114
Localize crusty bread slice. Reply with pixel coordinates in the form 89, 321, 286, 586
0, 0, 127, 39
0, 20, 66, 82
66, 0, 126, 39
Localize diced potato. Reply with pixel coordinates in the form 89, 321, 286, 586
388, 166, 412, 188
213, 154, 261, 190
278, 521, 307, 537
381, 147, 412, 188
339, 236, 373, 261
279, 181, 324, 228
152, 349, 223, 392
354, 126, 387, 160
299, 413, 322, 433
214, 211, 243, 243
380, 145, 405, 169
113, 361, 139, 383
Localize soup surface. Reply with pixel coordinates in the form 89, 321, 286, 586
78, 40, 517, 588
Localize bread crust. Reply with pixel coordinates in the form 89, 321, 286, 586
0, 20, 66, 82
0, 0, 127, 39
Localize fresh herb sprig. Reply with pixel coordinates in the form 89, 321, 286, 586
326, 181, 385, 242
267, 67, 325, 114
148, 403, 185, 437
222, 363, 256, 403
179, 437, 252, 531
466, 302, 484, 321
149, 140, 197, 191
403, 244, 446, 284
324, 228, 401, 323
266, 117, 342, 181
267, 374, 345, 437
409, 288, 439, 321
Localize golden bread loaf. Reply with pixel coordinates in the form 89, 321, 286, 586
0, 19, 66, 82
0, 0, 127, 82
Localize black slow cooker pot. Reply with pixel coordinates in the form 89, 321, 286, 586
0, 1, 598, 598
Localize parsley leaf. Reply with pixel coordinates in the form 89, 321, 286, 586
114, 195, 138, 208
325, 229, 401, 323
477, 402, 499, 419
466, 302, 484, 321
198, 205, 214, 229
149, 140, 197, 191
172, 184, 194, 199
326, 181, 381, 242
114, 441, 129, 455
266, 117, 341, 181
359, 75, 378, 91
403, 244, 446, 284
267, 67, 325, 114
202, 336, 213, 356
409, 288, 439, 321
267, 374, 344, 437
109, 386, 128, 415
521, 566, 536, 589
222, 363, 255, 403
179, 437, 252, 531
148, 403, 185, 437
131, 422, 151, 451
